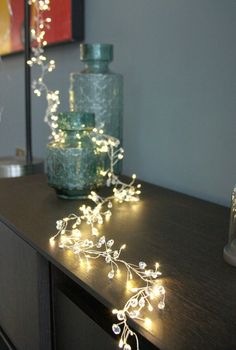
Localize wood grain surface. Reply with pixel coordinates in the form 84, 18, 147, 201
0, 174, 235, 350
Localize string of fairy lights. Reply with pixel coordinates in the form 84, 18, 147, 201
26, 1, 166, 349
49, 145, 165, 350
27, 0, 60, 140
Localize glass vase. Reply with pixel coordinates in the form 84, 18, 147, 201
46, 112, 105, 199
69, 43, 123, 144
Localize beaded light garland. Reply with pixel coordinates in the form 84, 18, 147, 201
50, 138, 166, 350
27, 0, 60, 139
25, 2, 166, 349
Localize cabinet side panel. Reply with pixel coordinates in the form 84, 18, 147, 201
0, 222, 51, 350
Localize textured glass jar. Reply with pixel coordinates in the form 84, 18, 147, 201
224, 185, 236, 266
46, 112, 105, 199
69, 43, 123, 143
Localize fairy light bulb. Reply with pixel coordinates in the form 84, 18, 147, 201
145, 318, 152, 329
119, 339, 124, 348
126, 280, 133, 290
49, 237, 55, 247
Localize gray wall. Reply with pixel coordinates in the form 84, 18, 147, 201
0, 0, 236, 206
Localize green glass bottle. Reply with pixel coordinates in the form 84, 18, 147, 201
46, 112, 105, 199
69, 43, 123, 144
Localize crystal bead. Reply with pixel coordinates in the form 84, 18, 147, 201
123, 344, 131, 350
139, 298, 145, 307
83, 239, 89, 246
88, 240, 93, 247
112, 324, 121, 335
99, 236, 105, 245
56, 220, 63, 229
117, 311, 125, 321
108, 201, 113, 208
151, 272, 158, 279
129, 310, 138, 318
139, 261, 147, 270
108, 271, 114, 279
107, 239, 114, 247
158, 301, 165, 310
113, 250, 119, 259
130, 298, 138, 307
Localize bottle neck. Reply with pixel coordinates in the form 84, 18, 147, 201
83, 60, 110, 73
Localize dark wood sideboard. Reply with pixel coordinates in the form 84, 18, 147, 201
0, 174, 235, 350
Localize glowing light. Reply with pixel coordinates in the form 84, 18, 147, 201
126, 280, 134, 291
49, 237, 55, 247
144, 318, 152, 329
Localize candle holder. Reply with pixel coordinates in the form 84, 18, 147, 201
0, 156, 44, 178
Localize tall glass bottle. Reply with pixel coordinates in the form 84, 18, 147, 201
69, 43, 123, 144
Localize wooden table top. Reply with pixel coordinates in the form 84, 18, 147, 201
0, 174, 235, 350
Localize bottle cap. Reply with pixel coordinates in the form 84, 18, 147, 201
58, 112, 95, 130
80, 43, 113, 62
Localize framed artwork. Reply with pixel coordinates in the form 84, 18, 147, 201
0, 0, 84, 56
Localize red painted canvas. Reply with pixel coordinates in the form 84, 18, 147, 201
0, 0, 84, 56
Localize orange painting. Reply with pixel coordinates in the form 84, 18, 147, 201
0, 0, 84, 56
